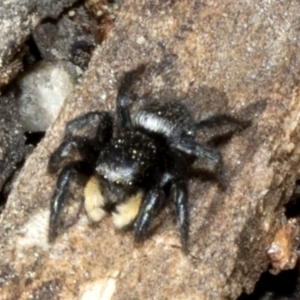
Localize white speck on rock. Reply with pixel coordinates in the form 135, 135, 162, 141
136, 35, 146, 45
79, 277, 117, 300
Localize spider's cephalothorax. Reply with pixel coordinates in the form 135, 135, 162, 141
48, 68, 249, 252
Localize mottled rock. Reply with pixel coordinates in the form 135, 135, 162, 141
0, 0, 78, 89
267, 220, 299, 275
0, 91, 25, 193
32, 6, 96, 69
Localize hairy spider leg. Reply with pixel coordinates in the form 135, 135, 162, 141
171, 137, 225, 187
49, 161, 93, 242
170, 179, 189, 252
48, 112, 113, 242
134, 188, 165, 242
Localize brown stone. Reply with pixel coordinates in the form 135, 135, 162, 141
268, 219, 299, 275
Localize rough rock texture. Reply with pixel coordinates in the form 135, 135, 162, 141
0, 0, 78, 89
32, 6, 97, 69
0, 91, 25, 195
1, 1, 300, 299
267, 219, 299, 275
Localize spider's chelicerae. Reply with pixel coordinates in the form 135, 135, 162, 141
48, 67, 249, 252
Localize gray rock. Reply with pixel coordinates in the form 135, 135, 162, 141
17, 61, 77, 132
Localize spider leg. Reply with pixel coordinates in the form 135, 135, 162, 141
133, 188, 164, 243
48, 112, 113, 173
116, 94, 133, 130
48, 136, 93, 173
194, 115, 251, 145
171, 179, 189, 252
64, 111, 113, 141
171, 137, 225, 187
48, 112, 113, 241
116, 64, 147, 131
49, 161, 92, 242
195, 114, 250, 130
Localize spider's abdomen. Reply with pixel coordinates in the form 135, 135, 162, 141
95, 131, 161, 186
133, 100, 194, 138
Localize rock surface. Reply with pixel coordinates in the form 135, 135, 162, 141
17, 61, 77, 132
1, 1, 300, 299
32, 5, 97, 69
0, 91, 25, 195
0, 0, 78, 90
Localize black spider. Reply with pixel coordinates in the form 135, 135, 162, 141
48, 67, 249, 252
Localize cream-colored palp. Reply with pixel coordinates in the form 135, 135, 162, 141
112, 193, 142, 228
84, 176, 107, 222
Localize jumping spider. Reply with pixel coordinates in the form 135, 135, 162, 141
48, 67, 249, 251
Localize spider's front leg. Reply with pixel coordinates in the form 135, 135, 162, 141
133, 180, 189, 252
133, 188, 165, 243
48, 111, 113, 242
48, 112, 113, 173
49, 160, 92, 241
48, 136, 94, 174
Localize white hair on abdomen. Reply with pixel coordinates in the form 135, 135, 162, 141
134, 112, 175, 136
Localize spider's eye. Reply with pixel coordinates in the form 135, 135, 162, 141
98, 174, 108, 183
184, 129, 194, 136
